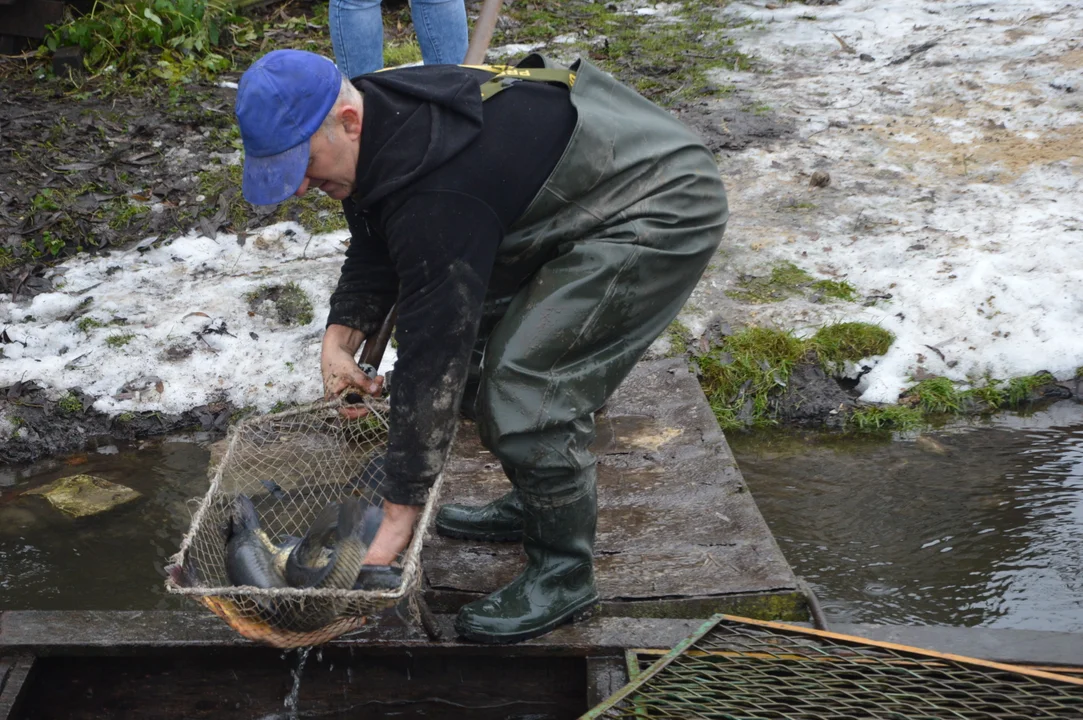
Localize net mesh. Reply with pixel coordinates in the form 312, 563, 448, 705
590, 615, 1083, 719
165, 397, 441, 648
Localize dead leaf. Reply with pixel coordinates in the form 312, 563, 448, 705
832, 33, 856, 54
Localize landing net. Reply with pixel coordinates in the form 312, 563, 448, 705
586, 614, 1083, 719
166, 397, 440, 648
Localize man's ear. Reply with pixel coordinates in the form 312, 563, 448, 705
340, 104, 363, 141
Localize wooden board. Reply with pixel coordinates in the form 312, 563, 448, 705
0, 655, 34, 720
0, 610, 707, 656
423, 359, 800, 612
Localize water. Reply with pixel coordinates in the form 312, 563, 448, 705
729, 401, 1083, 631
4, 407, 1083, 635
283, 647, 312, 720
0, 434, 212, 610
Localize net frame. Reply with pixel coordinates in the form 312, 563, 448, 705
165, 396, 443, 648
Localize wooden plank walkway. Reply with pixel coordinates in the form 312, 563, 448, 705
424, 357, 803, 618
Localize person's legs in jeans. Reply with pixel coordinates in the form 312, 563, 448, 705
411, 0, 468, 66
330, 0, 467, 78
329, 0, 384, 79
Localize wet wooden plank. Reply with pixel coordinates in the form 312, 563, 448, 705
423, 359, 799, 610
0, 654, 35, 720
0, 610, 706, 656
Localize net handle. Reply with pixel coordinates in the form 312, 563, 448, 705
359, 304, 398, 372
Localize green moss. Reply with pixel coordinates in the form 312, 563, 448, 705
730, 261, 812, 303
1076, 366, 1083, 379
729, 261, 821, 304
810, 322, 894, 371
58, 393, 84, 414
598, 591, 808, 622
846, 405, 923, 432
105, 332, 136, 348
117, 412, 135, 422
812, 279, 858, 302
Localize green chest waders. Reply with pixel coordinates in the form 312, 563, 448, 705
442, 56, 729, 643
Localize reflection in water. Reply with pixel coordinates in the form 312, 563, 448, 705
729, 403, 1083, 631
0, 436, 212, 611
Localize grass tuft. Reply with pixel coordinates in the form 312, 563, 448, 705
666, 319, 691, 357
846, 405, 923, 432
810, 322, 893, 372
385, 41, 422, 67
695, 326, 805, 430
105, 332, 136, 348
1006, 371, 1057, 406
907, 377, 962, 414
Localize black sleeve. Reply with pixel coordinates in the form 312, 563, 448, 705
379, 191, 502, 505
326, 196, 400, 335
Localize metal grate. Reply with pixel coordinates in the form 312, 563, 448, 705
585, 614, 1083, 719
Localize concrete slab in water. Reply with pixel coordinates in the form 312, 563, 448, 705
22, 474, 141, 518
423, 358, 801, 617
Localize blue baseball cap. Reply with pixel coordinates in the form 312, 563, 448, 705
236, 50, 344, 205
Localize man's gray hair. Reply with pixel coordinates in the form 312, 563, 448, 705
319, 76, 364, 140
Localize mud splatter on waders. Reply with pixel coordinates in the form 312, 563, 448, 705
437, 55, 729, 644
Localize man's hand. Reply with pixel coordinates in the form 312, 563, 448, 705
363, 502, 422, 565
321, 324, 384, 418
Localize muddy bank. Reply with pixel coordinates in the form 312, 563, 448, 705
3, 358, 1078, 466
0, 380, 234, 465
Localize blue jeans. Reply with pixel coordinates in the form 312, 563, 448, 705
330, 0, 469, 79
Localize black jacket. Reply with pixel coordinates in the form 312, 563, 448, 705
326, 64, 576, 505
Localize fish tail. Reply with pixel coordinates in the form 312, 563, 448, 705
259, 479, 289, 502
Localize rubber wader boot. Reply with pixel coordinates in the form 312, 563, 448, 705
435, 490, 524, 542
454, 484, 598, 644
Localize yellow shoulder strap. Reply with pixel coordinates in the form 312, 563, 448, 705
460, 64, 577, 100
